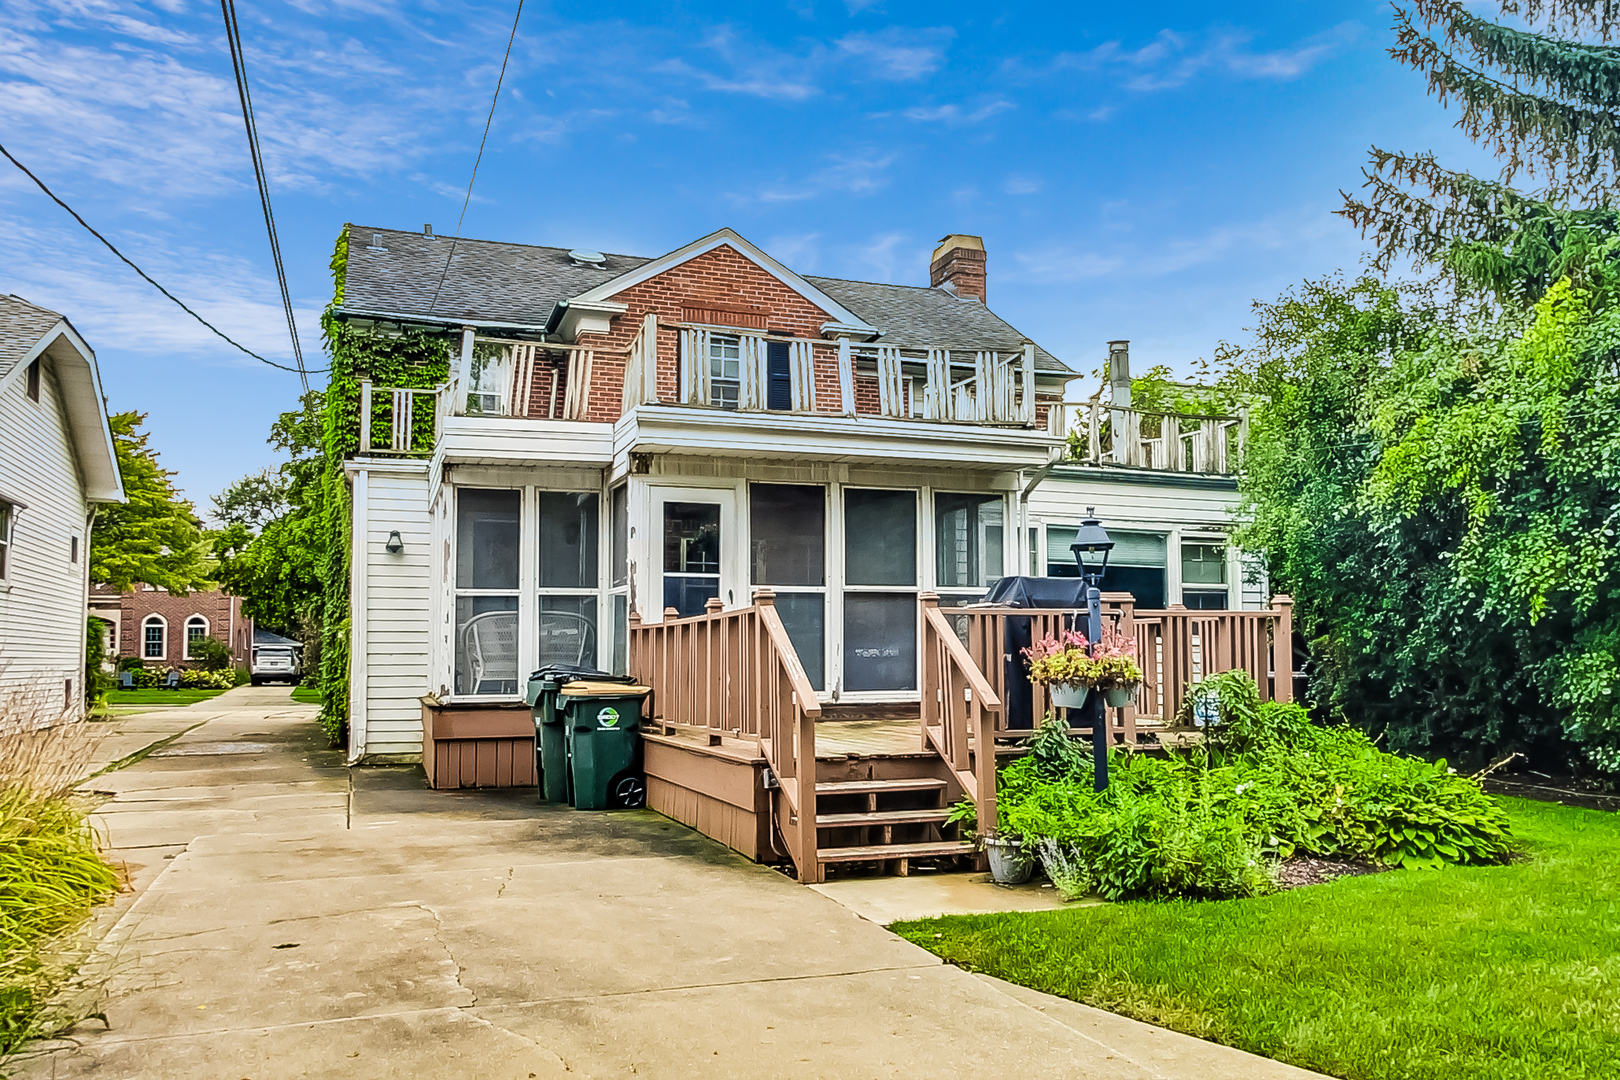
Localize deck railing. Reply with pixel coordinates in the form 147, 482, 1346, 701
919, 594, 1003, 842
627, 590, 821, 883
946, 594, 1294, 738
357, 380, 447, 456
1075, 402, 1246, 474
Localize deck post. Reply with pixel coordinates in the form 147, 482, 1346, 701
1271, 594, 1294, 703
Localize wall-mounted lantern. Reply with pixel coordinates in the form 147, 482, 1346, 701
385, 530, 404, 554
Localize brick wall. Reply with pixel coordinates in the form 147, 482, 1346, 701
100, 586, 252, 667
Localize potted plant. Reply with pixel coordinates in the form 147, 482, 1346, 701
947, 799, 1034, 885
1022, 629, 1096, 709
1092, 626, 1143, 708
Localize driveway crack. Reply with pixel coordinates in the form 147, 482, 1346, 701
410, 902, 475, 1007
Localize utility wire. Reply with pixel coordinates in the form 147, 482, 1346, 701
220, 0, 307, 391
427, 0, 525, 317
0, 141, 324, 375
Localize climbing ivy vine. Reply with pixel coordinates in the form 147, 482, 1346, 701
313, 226, 452, 746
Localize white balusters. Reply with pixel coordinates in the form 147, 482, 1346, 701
837, 338, 856, 414
876, 345, 906, 417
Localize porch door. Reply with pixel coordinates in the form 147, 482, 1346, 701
652, 487, 740, 618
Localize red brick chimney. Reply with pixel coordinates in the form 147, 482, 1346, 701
930, 234, 986, 302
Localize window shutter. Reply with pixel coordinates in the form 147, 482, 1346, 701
766, 341, 792, 411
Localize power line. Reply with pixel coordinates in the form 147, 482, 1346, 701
0, 141, 324, 375
220, 0, 307, 392
428, 0, 525, 317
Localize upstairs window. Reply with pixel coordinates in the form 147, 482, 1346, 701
143, 615, 167, 660
25, 359, 40, 403
709, 334, 741, 410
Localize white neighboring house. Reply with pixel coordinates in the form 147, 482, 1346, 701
0, 295, 124, 722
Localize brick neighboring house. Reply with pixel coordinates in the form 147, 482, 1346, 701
89, 584, 252, 669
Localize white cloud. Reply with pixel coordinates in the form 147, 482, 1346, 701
899, 99, 1013, 124
750, 150, 896, 203
836, 28, 953, 81
1014, 21, 1361, 92
1004, 176, 1041, 196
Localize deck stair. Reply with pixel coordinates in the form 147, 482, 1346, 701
811, 771, 973, 875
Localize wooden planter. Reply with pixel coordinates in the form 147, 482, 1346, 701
420, 700, 537, 790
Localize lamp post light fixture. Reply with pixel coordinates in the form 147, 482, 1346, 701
1070, 508, 1114, 792
385, 530, 404, 554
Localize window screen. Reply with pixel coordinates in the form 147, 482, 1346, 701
537, 491, 598, 589
845, 490, 916, 585
843, 594, 917, 691
751, 484, 824, 586
935, 493, 1004, 588
456, 489, 520, 590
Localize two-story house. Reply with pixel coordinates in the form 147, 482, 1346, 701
335, 225, 1293, 882
0, 295, 124, 723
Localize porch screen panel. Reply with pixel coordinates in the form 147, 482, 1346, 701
455, 488, 521, 695
934, 493, 1004, 589
843, 489, 918, 691
537, 491, 600, 668
843, 595, 917, 691
664, 502, 721, 616
845, 490, 915, 585
1044, 526, 1166, 609
751, 483, 825, 689
1181, 542, 1228, 610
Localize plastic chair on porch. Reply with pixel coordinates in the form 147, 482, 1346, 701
537, 610, 597, 669
459, 611, 520, 695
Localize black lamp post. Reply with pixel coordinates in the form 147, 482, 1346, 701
1070, 508, 1114, 791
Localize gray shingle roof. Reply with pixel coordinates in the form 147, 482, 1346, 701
804, 276, 1067, 373
253, 628, 302, 647
338, 226, 1072, 374
0, 294, 66, 381
341, 227, 651, 328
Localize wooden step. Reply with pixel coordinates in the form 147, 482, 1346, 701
817, 840, 975, 863
816, 777, 947, 796
816, 808, 952, 827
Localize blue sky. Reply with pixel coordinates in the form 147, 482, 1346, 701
0, 0, 1485, 508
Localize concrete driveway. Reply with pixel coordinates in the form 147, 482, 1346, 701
18, 686, 1323, 1079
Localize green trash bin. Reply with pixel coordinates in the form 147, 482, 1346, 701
559, 681, 650, 810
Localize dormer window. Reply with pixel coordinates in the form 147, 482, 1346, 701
709, 334, 741, 410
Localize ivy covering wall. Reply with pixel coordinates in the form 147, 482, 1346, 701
315, 225, 452, 746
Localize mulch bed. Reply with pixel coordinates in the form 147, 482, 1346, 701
1274, 856, 1385, 890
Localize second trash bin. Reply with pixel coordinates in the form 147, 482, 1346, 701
560, 680, 651, 809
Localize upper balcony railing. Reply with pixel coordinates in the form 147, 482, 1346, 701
1074, 401, 1246, 475
440, 315, 1062, 432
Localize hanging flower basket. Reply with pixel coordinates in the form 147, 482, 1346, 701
1102, 683, 1139, 708
1050, 683, 1091, 709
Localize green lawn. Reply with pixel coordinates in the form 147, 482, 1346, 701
104, 688, 231, 708
895, 797, 1620, 1080
290, 685, 321, 705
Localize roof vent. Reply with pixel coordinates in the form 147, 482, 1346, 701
366, 233, 387, 252
567, 248, 606, 268
423, 224, 434, 239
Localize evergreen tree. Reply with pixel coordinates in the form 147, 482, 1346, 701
1344, 1, 1620, 301
91, 412, 210, 594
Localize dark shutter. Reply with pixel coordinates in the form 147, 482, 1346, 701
766, 341, 792, 411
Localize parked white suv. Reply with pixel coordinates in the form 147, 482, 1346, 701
250, 644, 301, 686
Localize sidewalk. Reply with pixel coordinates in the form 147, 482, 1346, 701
19, 686, 1327, 1078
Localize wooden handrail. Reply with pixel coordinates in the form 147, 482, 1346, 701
919, 594, 1003, 846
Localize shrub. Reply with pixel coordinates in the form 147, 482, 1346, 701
997, 675, 1515, 901
187, 636, 233, 672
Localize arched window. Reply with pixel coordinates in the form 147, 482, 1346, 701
183, 615, 209, 660
142, 615, 167, 660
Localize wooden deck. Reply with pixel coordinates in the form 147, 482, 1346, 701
814, 719, 926, 759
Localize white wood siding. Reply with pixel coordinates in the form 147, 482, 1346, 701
351, 461, 433, 759
0, 360, 90, 724
1025, 469, 1268, 610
